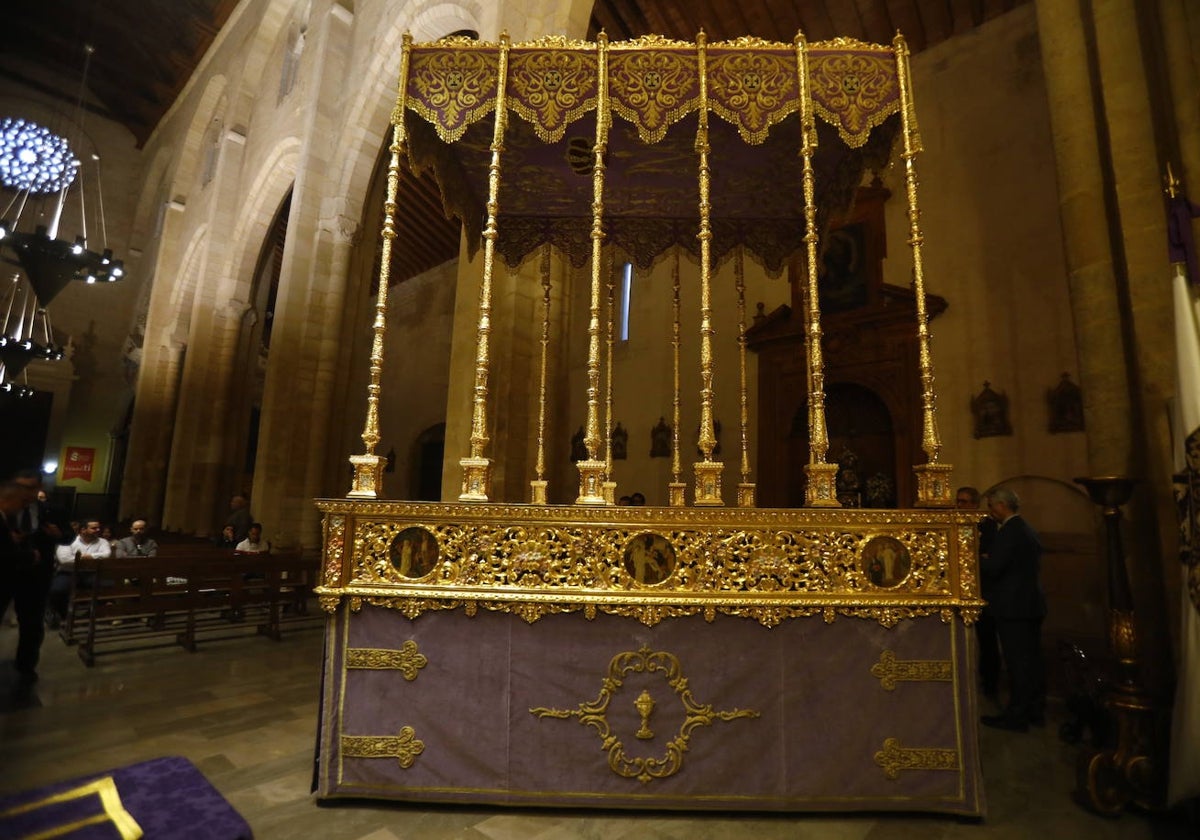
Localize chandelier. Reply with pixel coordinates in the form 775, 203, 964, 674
0, 46, 123, 397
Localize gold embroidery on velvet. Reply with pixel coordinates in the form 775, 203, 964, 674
0, 776, 142, 840
346, 640, 428, 680
608, 50, 700, 144
707, 49, 798, 145
507, 49, 598, 143
530, 645, 759, 783
807, 50, 899, 148
870, 649, 952, 690
873, 737, 960, 780
342, 726, 425, 769
407, 50, 500, 143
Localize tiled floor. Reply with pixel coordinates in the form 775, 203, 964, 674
0, 620, 1194, 839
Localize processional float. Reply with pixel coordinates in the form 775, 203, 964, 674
316, 31, 986, 814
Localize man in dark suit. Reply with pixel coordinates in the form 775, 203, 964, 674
2, 470, 69, 685
980, 487, 1047, 731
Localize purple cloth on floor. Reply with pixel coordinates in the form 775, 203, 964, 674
0, 755, 252, 839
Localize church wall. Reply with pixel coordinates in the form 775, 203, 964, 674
879, 4, 1090, 520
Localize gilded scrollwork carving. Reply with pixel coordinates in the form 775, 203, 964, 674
347, 640, 428, 680
869, 650, 952, 691
341, 726, 425, 769
315, 502, 983, 627
530, 646, 759, 783
873, 737, 959, 780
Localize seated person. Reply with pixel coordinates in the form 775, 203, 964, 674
114, 519, 158, 557
235, 523, 269, 554
212, 525, 238, 549
48, 519, 110, 625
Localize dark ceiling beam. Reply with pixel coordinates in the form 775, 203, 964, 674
796, 2, 838, 42
823, 1, 866, 40
914, 0, 954, 43
853, 0, 896, 44
886, 0, 928, 50
947, 0, 977, 34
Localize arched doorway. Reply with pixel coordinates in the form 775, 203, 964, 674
412, 423, 445, 502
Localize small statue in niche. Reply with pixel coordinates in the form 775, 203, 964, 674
1047, 372, 1085, 433
695, 419, 723, 458
611, 422, 628, 460
650, 417, 672, 458
570, 426, 588, 462
971, 381, 1012, 438
835, 445, 862, 507
384, 446, 396, 473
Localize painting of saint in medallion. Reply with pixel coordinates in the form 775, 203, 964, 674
862, 535, 911, 588
390, 526, 440, 579
623, 532, 677, 586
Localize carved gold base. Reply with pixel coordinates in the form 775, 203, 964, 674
737, 482, 756, 508
804, 463, 840, 507
348, 454, 384, 498
914, 463, 955, 508
530, 480, 548, 505
603, 480, 617, 506
1077, 688, 1165, 815
693, 461, 724, 506
668, 482, 686, 507
575, 460, 608, 505
458, 457, 492, 502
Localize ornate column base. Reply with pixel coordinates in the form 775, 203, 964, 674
913, 462, 955, 507
1077, 685, 1165, 815
693, 461, 724, 506
804, 463, 840, 507
529, 479, 548, 505
348, 454, 384, 498
602, 480, 617, 506
575, 460, 607, 505
737, 482, 756, 508
667, 481, 686, 507
458, 457, 492, 502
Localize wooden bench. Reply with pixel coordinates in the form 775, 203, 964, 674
61, 550, 320, 666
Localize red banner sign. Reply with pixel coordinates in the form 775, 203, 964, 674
62, 446, 95, 481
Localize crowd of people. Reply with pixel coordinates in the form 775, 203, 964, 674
0, 475, 271, 693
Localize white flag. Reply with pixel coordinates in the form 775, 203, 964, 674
1169, 260, 1200, 805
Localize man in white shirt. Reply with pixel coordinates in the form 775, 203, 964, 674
235, 523, 269, 554
48, 520, 112, 626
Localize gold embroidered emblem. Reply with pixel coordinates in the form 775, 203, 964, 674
869, 649, 952, 690
346, 640, 428, 680
873, 737, 959, 780
342, 726, 425, 769
530, 645, 759, 783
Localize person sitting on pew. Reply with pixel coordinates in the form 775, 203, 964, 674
235, 523, 269, 554
212, 525, 238, 549
48, 519, 110, 627
114, 519, 158, 558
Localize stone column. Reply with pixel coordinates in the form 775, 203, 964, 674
252, 0, 356, 550
1036, 0, 1176, 686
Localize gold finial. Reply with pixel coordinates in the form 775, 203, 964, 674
1165, 162, 1180, 199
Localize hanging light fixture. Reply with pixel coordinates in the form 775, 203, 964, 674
0, 43, 120, 396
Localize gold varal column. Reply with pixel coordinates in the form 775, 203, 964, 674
576, 33, 610, 505
692, 31, 724, 506
794, 34, 838, 507
603, 248, 616, 505
349, 34, 412, 498
459, 34, 512, 502
530, 244, 552, 504
668, 249, 686, 506
893, 34, 952, 507
735, 248, 755, 507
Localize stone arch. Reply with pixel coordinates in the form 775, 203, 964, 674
218, 137, 302, 304
169, 75, 228, 204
